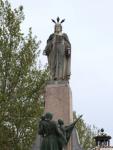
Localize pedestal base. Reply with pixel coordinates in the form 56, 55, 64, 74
44, 82, 73, 125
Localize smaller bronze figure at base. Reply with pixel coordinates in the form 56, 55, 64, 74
38, 112, 82, 150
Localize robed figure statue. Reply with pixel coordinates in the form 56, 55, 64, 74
44, 17, 71, 81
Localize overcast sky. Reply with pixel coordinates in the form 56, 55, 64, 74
9, 0, 113, 144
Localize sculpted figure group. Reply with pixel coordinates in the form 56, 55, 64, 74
38, 112, 82, 150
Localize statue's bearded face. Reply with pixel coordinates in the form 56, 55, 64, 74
54, 24, 62, 33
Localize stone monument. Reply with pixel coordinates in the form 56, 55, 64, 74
32, 17, 83, 150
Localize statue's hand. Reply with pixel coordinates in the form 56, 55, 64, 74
43, 50, 46, 55
43, 49, 49, 56
73, 115, 83, 125
65, 48, 71, 57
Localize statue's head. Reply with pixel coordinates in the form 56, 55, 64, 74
54, 23, 62, 33
41, 115, 45, 120
58, 119, 64, 125
52, 17, 65, 34
45, 112, 53, 121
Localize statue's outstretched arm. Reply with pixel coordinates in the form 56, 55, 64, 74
64, 115, 83, 142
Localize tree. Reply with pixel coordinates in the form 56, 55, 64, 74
73, 112, 98, 150
0, 0, 49, 149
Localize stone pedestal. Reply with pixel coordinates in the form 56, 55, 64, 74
44, 81, 73, 150
44, 82, 73, 125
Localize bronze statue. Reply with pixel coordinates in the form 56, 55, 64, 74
43, 17, 71, 81
38, 112, 82, 150
38, 112, 67, 150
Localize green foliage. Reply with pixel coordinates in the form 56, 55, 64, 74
73, 112, 97, 150
0, 0, 49, 149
